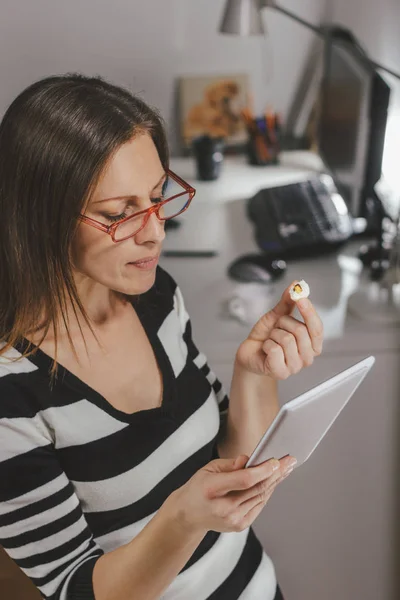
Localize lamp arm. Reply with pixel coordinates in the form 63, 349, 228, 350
261, 1, 400, 81
368, 60, 400, 82
271, 4, 323, 36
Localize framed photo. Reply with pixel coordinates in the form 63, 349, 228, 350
179, 73, 250, 151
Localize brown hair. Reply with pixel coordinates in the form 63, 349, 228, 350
0, 73, 169, 382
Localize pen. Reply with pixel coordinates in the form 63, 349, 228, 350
265, 111, 277, 145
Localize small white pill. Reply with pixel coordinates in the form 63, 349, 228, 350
289, 279, 310, 301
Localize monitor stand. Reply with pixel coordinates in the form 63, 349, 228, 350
356, 190, 394, 277
347, 210, 400, 325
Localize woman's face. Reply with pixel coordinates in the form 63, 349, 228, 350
72, 133, 166, 297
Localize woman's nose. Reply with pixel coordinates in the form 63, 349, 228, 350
135, 210, 166, 245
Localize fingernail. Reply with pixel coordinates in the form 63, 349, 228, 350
271, 460, 280, 472
289, 458, 298, 468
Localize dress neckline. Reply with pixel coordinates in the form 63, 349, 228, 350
13, 292, 177, 425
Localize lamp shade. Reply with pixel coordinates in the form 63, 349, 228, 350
219, 0, 265, 36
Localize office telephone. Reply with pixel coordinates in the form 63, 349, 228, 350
247, 174, 354, 259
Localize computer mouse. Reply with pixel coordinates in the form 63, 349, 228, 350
227, 254, 287, 283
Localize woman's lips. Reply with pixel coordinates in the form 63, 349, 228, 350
128, 255, 159, 270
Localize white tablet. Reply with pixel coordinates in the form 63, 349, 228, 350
245, 356, 375, 469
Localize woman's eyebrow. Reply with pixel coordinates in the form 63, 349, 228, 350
93, 173, 167, 204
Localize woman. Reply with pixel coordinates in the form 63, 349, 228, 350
0, 74, 323, 600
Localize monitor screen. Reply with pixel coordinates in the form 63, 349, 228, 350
318, 41, 372, 216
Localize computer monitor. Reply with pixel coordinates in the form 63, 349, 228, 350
318, 30, 392, 226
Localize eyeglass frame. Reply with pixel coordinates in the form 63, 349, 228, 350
78, 169, 196, 242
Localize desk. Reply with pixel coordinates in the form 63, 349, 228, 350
161, 152, 399, 600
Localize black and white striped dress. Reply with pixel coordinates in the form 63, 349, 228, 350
0, 266, 278, 600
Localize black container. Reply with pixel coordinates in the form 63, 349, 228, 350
191, 136, 224, 181
246, 131, 279, 166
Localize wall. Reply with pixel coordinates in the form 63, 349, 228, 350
0, 0, 329, 154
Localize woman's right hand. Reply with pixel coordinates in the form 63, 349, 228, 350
164, 454, 297, 536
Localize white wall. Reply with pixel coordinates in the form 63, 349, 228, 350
0, 0, 329, 154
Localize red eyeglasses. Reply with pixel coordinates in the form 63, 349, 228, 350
78, 169, 196, 242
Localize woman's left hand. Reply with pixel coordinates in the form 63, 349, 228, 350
235, 281, 324, 380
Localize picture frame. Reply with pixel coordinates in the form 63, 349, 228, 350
178, 73, 250, 152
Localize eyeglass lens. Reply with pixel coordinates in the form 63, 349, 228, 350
114, 176, 191, 241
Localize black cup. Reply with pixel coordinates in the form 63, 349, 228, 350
246, 132, 279, 166
191, 136, 224, 181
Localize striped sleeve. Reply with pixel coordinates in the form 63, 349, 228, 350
0, 383, 104, 600
172, 284, 229, 419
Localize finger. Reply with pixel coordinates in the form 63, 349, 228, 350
276, 315, 315, 367
247, 282, 297, 342
241, 469, 281, 503
278, 455, 298, 472
295, 298, 324, 355
238, 482, 278, 525
233, 459, 297, 526
205, 456, 246, 476
262, 339, 290, 380
237, 463, 295, 516
228, 468, 282, 503
211, 458, 280, 498
269, 281, 298, 321
268, 328, 303, 374
239, 499, 268, 530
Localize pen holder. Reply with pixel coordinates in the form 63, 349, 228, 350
240, 110, 282, 167
191, 135, 224, 181
246, 130, 280, 166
